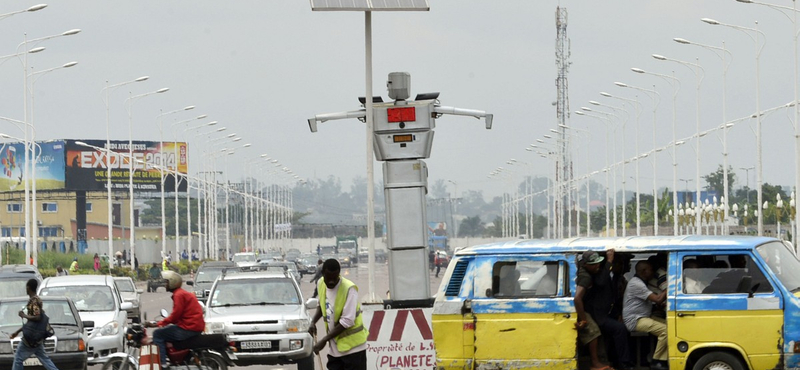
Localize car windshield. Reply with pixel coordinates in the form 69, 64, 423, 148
210, 278, 299, 307
197, 268, 227, 283
0, 299, 78, 330
234, 254, 255, 262
114, 279, 135, 292
40, 285, 115, 312
0, 278, 30, 299
757, 241, 800, 292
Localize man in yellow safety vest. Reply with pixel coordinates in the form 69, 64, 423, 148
309, 259, 368, 370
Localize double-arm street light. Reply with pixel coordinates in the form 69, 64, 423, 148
156, 105, 195, 258
674, 37, 732, 234
615, 82, 661, 235
652, 54, 705, 234
584, 105, 622, 235
124, 87, 169, 265
171, 115, 210, 257
28, 61, 77, 264
735, 0, 800, 242
0, 4, 47, 21
632, 67, 681, 235
702, 17, 766, 235
575, 110, 613, 234
101, 76, 148, 261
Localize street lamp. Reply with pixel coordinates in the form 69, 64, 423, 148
601, 91, 643, 235
703, 17, 766, 235
171, 115, 210, 258
124, 87, 169, 265
674, 37, 733, 234
28, 61, 77, 264
632, 67, 681, 235
575, 110, 613, 234
0, 4, 47, 21
652, 54, 705, 234
615, 82, 660, 235
101, 75, 148, 262
735, 0, 800, 245
585, 104, 623, 235
155, 105, 195, 258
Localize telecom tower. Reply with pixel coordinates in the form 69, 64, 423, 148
555, 6, 572, 238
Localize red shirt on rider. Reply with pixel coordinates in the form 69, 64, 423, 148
158, 287, 205, 332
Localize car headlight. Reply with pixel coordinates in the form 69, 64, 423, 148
0, 341, 12, 354
206, 321, 225, 334
56, 339, 81, 352
98, 321, 120, 336
286, 319, 309, 333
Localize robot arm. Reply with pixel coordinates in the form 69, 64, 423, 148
307, 109, 367, 132
433, 106, 493, 129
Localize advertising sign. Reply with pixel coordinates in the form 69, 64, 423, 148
64, 140, 188, 192
0, 140, 66, 193
363, 307, 435, 370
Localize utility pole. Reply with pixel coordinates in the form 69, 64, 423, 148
555, 7, 572, 238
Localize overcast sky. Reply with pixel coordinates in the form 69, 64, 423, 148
0, 1, 797, 202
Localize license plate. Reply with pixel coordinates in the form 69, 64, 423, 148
24, 357, 42, 366
241, 341, 271, 349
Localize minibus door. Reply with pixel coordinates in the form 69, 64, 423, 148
470, 254, 577, 368
673, 251, 782, 369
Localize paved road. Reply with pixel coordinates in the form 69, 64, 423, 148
92, 261, 445, 370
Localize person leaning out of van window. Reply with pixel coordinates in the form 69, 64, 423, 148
575, 250, 617, 370
622, 260, 668, 370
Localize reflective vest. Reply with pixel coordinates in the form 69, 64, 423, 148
318, 277, 368, 353
162, 259, 168, 271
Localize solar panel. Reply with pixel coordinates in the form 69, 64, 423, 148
310, 0, 429, 11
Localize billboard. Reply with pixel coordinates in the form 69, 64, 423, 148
64, 140, 188, 192
0, 140, 66, 192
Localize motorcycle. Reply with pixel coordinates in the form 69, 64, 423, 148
102, 309, 236, 370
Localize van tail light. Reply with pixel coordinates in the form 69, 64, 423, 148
463, 322, 474, 331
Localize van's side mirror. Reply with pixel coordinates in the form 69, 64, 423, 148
305, 298, 319, 309
120, 302, 134, 311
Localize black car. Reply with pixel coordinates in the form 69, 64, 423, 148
0, 265, 43, 300
0, 296, 92, 370
193, 261, 238, 302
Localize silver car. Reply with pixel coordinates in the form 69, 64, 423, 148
204, 271, 316, 369
38, 275, 132, 364
113, 276, 142, 323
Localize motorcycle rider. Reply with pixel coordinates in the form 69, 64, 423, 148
149, 270, 205, 369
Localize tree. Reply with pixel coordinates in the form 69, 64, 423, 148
458, 216, 485, 237
703, 165, 736, 197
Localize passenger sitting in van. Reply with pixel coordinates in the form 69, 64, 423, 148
646, 253, 668, 319
575, 250, 632, 370
498, 265, 521, 296
622, 261, 668, 370
683, 259, 707, 294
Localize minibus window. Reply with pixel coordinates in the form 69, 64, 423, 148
488, 260, 562, 298
757, 241, 800, 293
683, 254, 772, 294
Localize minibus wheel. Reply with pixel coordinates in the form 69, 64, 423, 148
693, 351, 745, 370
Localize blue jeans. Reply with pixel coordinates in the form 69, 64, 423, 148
12, 339, 59, 370
152, 324, 201, 365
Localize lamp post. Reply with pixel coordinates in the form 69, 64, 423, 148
735, 0, 800, 246
600, 92, 642, 235
156, 105, 195, 258
575, 110, 613, 234
632, 67, 681, 235
583, 106, 621, 236
101, 75, 148, 262
173, 116, 212, 258
674, 38, 732, 234
447, 180, 459, 238
193, 126, 227, 258
18, 29, 80, 264
124, 87, 169, 265
28, 61, 77, 264
652, 54, 705, 234
703, 17, 766, 235
558, 124, 591, 237
615, 82, 660, 235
